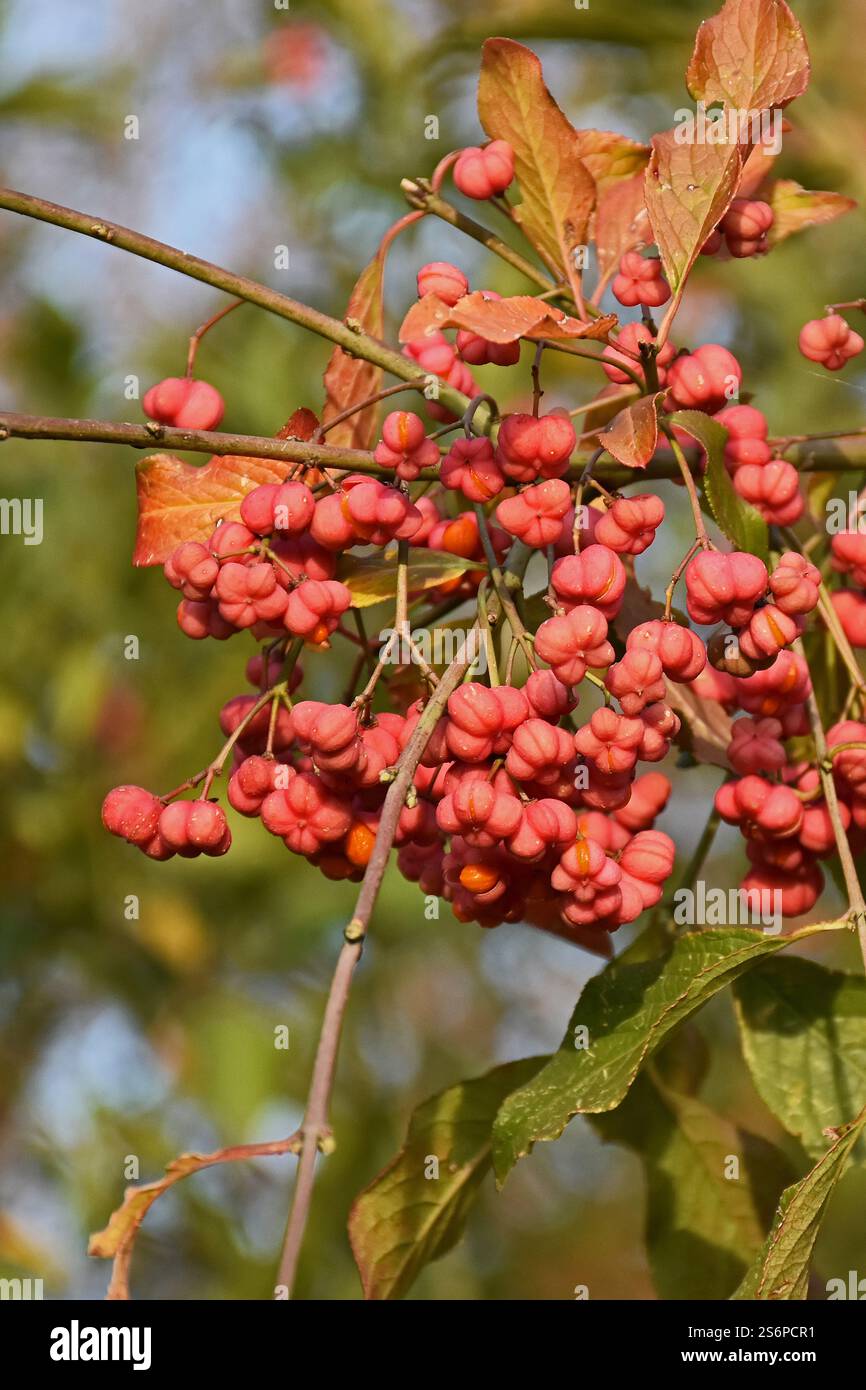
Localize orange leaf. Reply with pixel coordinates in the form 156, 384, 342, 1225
322, 256, 385, 450
602, 393, 663, 470
89, 1152, 208, 1261
133, 408, 320, 567
686, 0, 810, 112
134, 452, 292, 567
573, 129, 649, 195
400, 291, 615, 346
645, 131, 742, 293
477, 38, 596, 278
767, 180, 856, 247
594, 170, 651, 285
736, 118, 792, 197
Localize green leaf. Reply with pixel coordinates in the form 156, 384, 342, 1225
734, 957, 866, 1159
733, 1103, 866, 1299
670, 409, 769, 564
338, 547, 474, 608
492, 921, 843, 1185
348, 1057, 544, 1300
592, 1070, 791, 1299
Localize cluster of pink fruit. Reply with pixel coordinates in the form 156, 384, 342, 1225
697, 648, 866, 916
101, 130, 865, 944
103, 439, 832, 937
830, 529, 866, 649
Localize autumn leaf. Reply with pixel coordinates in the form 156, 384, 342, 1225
645, 132, 742, 294
322, 255, 385, 450
736, 120, 792, 197
133, 408, 322, 566
134, 453, 290, 566
686, 0, 810, 112
602, 393, 663, 470
665, 675, 734, 771
89, 1152, 210, 1262
572, 129, 649, 195
400, 291, 615, 346
767, 180, 856, 247
339, 548, 475, 608
89, 1135, 299, 1299
478, 38, 596, 279
276, 406, 321, 441
594, 170, 652, 287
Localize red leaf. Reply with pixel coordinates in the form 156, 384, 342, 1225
687, 0, 810, 112
133, 452, 293, 567
322, 256, 385, 450
400, 291, 615, 346
276, 407, 320, 441
602, 393, 663, 470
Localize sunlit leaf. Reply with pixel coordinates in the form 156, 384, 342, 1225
645, 134, 742, 294
134, 453, 291, 567
687, 0, 810, 112
399, 291, 615, 346
322, 255, 385, 450
767, 180, 856, 248
594, 170, 651, 286
602, 392, 662, 469
338, 548, 475, 608
478, 38, 596, 277
572, 129, 649, 195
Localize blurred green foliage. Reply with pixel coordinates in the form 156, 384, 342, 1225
0, 0, 864, 1301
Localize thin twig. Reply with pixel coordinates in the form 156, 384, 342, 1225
90, 1133, 303, 1300
275, 620, 491, 1296
665, 428, 712, 551
0, 186, 475, 419
186, 298, 245, 376
2, 410, 864, 482
401, 181, 560, 297
795, 638, 866, 966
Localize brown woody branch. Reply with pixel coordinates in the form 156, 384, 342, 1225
0, 186, 477, 422
4, 411, 866, 486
